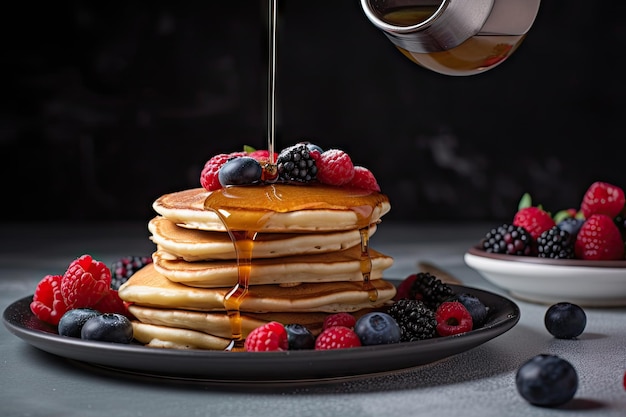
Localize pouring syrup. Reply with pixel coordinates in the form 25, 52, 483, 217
204, 0, 379, 348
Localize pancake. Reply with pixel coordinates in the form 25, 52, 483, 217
118, 264, 397, 313
153, 185, 391, 232
149, 216, 379, 261
131, 322, 231, 350
129, 305, 346, 339
151, 246, 394, 287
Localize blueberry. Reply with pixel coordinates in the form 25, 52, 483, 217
284, 323, 315, 350
354, 312, 401, 345
544, 302, 586, 339
557, 218, 584, 237
516, 354, 578, 407
454, 293, 489, 328
218, 156, 262, 187
58, 308, 101, 338
299, 142, 324, 154
81, 313, 134, 344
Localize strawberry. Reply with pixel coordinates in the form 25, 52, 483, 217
315, 326, 362, 350
316, 149, 355, 186
346, 166, 381, 192
244, 321, 288, 352
513, 206, 555, 241
575, 214, 625, 260
30, 274, 69, 326
200, 151, 247, 191
435, 301, 473, 336
580, 181, 625, 218
323, 312, 356, 330
61, 254, 111, 309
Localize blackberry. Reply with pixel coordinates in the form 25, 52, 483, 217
409, 272, 455, 310
387, 299, 437, 342
537, 226, 575, 259
481, 223, 533, 256
276, 144, 318, 183
110, 255, 152, 290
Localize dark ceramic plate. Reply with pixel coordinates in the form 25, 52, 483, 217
3, 284, 519, 382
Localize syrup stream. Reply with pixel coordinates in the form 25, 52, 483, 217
267, 0, 277, 164
206, 0, 379, 348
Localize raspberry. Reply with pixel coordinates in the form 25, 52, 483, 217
574, 214, 624, 260
323, 312, 356, 330
200, 152, 247, 191
30, 274, 69, 326
435, 301, 473, 337
346, 166, 381, 192
61, 254, 111, 309
393, 274, 418, 301
513, 206, 556, 241
94, 289, 131, 316
580, 181, 625, 218
244, 321, 288, 352
248, 149, 278, 162
316, 149, 355, 186
315, 326, 362, 350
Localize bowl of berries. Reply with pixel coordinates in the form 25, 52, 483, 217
464, 182, 626, 307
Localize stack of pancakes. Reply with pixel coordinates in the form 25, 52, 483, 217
118, 184, 396, 350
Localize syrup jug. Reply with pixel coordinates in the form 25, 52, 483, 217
360, 0, 541, 76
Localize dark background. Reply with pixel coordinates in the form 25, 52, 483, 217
2, 1, 625, 224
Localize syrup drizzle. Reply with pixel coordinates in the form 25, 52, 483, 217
203, 0, 379, 347
267, 0, 277, 164
359, 226, 378, 302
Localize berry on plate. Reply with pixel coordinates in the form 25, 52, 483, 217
580, 181, 625, 218
354, 312, 401, 345
574, 214, 624, 260
387, 299, 437, 342
454, 293, 489, 328
513, 205, 556, 241
31, 254, 132, 326
315, 149, 355, 186
284, 323, 315, 350
323, 312, 356, 330
30, 274, 68, 326
435, 301, 473, 336
200, 152, 247, 191
61, 254, 111, 309
315, 326, 361, 350
110, 255, 152, 290
481, 224, 533, 256
347, 166, 380, 192
81, 313, 134, 344
58, 308, 101, 338
244, 321, 289, 352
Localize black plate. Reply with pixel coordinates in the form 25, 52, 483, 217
3, 284, 519, 382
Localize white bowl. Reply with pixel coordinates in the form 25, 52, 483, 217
464, 247, 626, 307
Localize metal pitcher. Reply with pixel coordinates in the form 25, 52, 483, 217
360, 0, 541, 76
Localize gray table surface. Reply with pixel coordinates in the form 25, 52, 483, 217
1, 221, 625, 417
